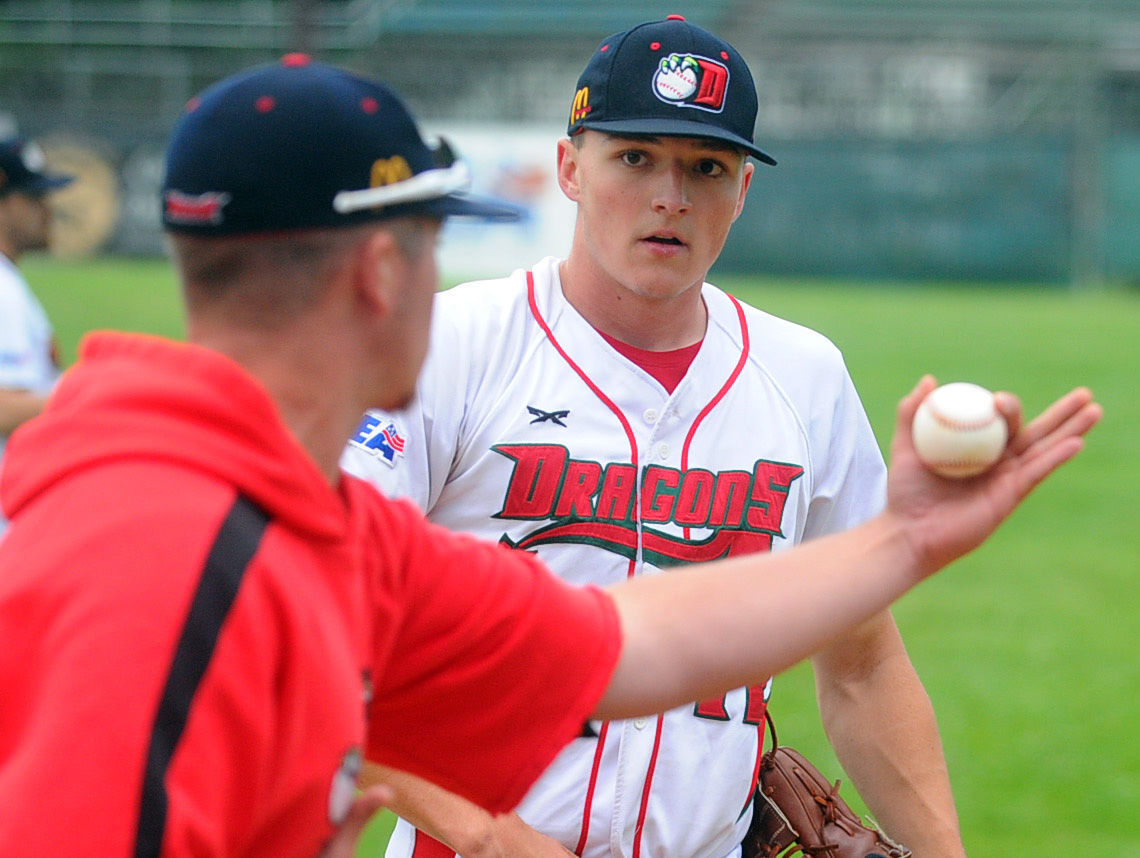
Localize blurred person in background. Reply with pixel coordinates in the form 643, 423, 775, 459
0, 136, 73, 536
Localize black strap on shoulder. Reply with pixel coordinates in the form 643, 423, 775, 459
134, 495, 270, 858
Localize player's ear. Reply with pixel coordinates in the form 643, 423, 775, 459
731, 160, 755, 222
354, 226, 402, 319
556, 137, 582, 202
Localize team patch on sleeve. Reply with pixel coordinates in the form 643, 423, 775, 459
348, 412, 407, 467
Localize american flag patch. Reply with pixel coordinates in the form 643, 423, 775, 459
348, 413, 407, 467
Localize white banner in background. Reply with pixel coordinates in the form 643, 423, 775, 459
427, 124, 576, 281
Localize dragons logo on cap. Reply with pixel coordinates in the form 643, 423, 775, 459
652, 53, 730, 113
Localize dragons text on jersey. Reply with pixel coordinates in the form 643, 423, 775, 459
492, 443, 804, 566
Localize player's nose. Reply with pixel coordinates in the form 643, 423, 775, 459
651, 164, 691, 214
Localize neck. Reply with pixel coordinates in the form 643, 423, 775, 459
189, 321, 362, 486
558, 255, 707, 351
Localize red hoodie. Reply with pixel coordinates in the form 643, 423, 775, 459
0, 332, 620, 858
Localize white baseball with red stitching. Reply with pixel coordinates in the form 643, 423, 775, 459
912, 382, 1008, 478
656, 66, 697, 100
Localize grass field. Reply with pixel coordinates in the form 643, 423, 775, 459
22, 255, 1140, 856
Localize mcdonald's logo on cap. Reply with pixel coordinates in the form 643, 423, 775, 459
570, 87, 591, 125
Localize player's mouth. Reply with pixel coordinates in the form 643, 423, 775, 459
642, 232, 686, 249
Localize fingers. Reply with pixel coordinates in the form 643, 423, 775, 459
1016, 435, 1086, 493
894, 379, 1100, 481
1007, 387, 1099, 457
999, 389, 1100, 503
992, 391, 1023, 442
895, 375, 937, 439
906, 381, 1097, 461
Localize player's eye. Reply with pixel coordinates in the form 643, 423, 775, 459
619, 150, 648, 167
695, 159, 726, 177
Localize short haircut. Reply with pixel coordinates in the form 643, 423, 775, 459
167, 218, 437, 330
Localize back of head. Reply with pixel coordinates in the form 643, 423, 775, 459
161, 54, 523, 320
162, 54, 522, 237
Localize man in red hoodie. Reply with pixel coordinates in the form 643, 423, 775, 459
0, 55, 1100, 858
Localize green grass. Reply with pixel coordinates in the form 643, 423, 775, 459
713, 277, 1140, 856
23, 255, 185, 364
22, 256, 1140, 856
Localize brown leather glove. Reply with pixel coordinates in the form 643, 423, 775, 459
744, 716, 911, 858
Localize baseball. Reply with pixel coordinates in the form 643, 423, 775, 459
911, 382, 1008, 478
655, 66, 698, 101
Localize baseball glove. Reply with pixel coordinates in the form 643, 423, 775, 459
744, 714, 911, 858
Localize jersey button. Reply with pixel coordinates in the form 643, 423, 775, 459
657, 443, 670, 460
643, 408, 659, 424
633, 718, 648, 729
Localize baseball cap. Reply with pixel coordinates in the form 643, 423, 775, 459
162, 54, 522, 235
0, 138, 75, 197
567, 14, 776, 166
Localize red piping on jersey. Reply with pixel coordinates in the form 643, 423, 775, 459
680, 293, 751, 540
742, 719, 767, 818
528, 270, 640, 855
681, 293, 768, 820
526, 272, 639, 486
528, 276, 758, 857
629, 294, 751, 853
632, 713, 666, 858
576, 721, 610, 855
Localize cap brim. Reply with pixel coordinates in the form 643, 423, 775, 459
579, 118, 776, 166
413, 192, 525, 221
19, 174, 76, 194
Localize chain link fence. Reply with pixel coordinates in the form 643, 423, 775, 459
2, 0, 1137, 284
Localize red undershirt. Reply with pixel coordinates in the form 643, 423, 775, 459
597, 330, 702, 394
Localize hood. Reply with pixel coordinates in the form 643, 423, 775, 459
2, 332, 347, 539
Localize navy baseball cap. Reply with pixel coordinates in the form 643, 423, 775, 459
568, 15, 776, 166
0, 138, 75, 197
163, 54, 522, 235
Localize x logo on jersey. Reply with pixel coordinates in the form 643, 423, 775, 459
527, 405, 570, 427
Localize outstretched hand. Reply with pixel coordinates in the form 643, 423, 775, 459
886, 376, 1101, 575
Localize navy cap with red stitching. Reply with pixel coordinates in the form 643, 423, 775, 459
162, 54, 522, 235
568, 15, 776, 166
0, 138, 75, 197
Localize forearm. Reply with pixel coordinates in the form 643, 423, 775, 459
361, 763, 574, 858
814, 620, 966, 857
598, 381, 1099, 721
362, 762, 495, 856
599, 513, 922, 720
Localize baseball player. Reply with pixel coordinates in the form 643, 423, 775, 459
343, 16, 964, 858
0, 136, 73, 535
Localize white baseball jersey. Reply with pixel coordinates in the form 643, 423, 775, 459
342, 256, 886, 858
0, 253, 60, 534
